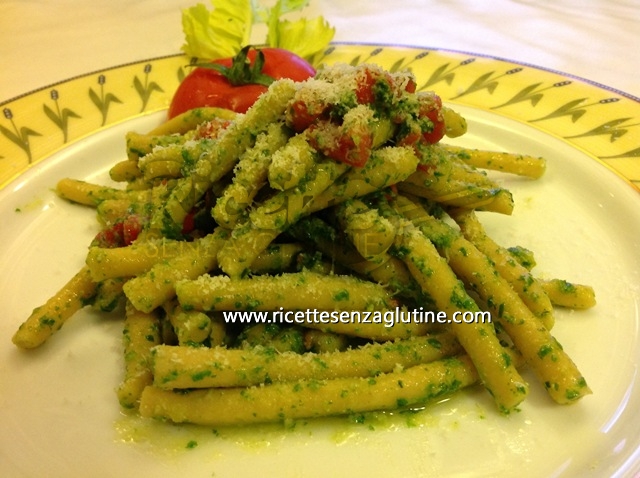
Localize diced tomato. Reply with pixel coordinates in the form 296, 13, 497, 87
122, 215, 143, 246
405, 78, 417, 94
92, 222, 124, 248
193, 118, 233, 139
308, 121, 373, 167
92, 215, 143, 248
287, 99, 327, 133
355, 68, 416, 106
422, 110, 445, 144
418, 93, 445, 145
417, 163, 437, 174
181, 211, 196, 235
397, 130, 422, 147
355, 69, 378, 105
354, 68, 395, 105
332, 132, 373, 167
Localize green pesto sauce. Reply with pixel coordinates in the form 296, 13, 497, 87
389, 244, 411, 259
449, 287, 474, 310
191, 370, 212, 382
333, 289, 350, 301
39, 316, 57, 328
161, 370, 179, 384
537, 344, 554, 359
429, 231, 454, 250
507, 246, 536, 269
565, 389, 581, 401
556, 279, 577, 294
160, 210, 184, 240
426, 337, 442, 349
502, 352, 512, 368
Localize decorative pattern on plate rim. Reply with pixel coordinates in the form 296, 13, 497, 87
1, 44, 638, 191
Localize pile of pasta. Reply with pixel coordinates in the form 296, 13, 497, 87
12, 63, 596, 427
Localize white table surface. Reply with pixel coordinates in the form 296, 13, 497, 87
1, 0, 639, 103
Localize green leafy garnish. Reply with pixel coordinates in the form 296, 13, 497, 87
181, 0, 335, 62
181, 1, 252, 59
266, 10, 335, 60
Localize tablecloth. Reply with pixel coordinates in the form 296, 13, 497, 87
2, 0, 639, 102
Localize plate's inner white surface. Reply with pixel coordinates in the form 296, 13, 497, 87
1, 107, 639, 478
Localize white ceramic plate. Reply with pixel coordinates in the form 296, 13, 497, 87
1, 45, 639, 477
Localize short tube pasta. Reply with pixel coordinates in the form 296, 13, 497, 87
217, 158, 349, 278
394, 195, 590, 404
12, 266, 97, 349
540, 279, 596, 309
176, 270, 396, 313
212, 123, 290, 227
442, 144, 546, 179
116, 302, 161, 410
123, 229, 228, 313
387, 210, 528, 412
451, 209, 555, 329
151, 332, 461, 389
139, 355, 480, 427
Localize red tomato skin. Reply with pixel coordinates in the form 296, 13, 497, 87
181, 211, 196, 235
91, 214, 144, 248
169, 48, 315, 118
420, 95, 445, 145
122, 215, 143, 246
256, 48, 316, 82
288, 99, 329, 133
169, 72, 266, 117
422, 113, 446, 144
355, 68, 378, 105
307, 121, 373, 168
92, 222, 124, 248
